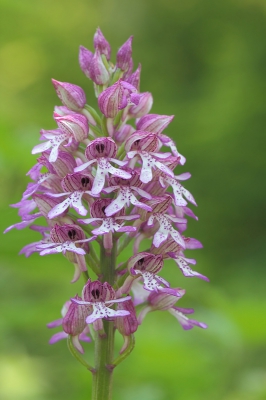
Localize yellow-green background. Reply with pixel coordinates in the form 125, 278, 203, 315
1, 1, 266, 399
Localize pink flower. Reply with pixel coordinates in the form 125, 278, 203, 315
138, 291, 208, 330
47, 297, 91, 354
74, 137, 131, 194
72, 280, 131, 331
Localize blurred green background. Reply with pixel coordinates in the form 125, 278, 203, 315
1, 0, 266, 399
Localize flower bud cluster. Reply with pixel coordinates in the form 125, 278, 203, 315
5, 29, 207, 355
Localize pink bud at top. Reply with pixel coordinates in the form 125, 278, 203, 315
51, 79, 86, 111
93, 28, 111, 60
98, 79, 139, 118
125, 64, 141, 91
62, 294, 90, 336
82, 279, 116, 303
116, 36, 133, 72
50, 223, 86, 243
128, 92, 153, 118
54, 113, 88, 142
61, 173, 93, 192
88, 48, 110, 85
85, 137, 117, 160
115, 299, 138, 336
136, 114, 174, 134
79, 46, 94, 78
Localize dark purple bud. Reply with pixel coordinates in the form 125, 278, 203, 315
93, 28, 111, 60
51, 79, 86, 111
79, 46, 94, 78
116, 36, 133, 71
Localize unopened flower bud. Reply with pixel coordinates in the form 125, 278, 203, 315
98, 80, 140, 118
126, 64, 141, 90
114, 124, 135, 144
88, 49, 110, 85
136, 114, 174, 134
79, 46, 93, 78
93, 28, 111, 60
116, 36, 133, 72
51, 79, 86, 111
128, 92, 153, 118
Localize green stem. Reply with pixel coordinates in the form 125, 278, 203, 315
92, 321, 115, 400
91, 241, 117, 400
